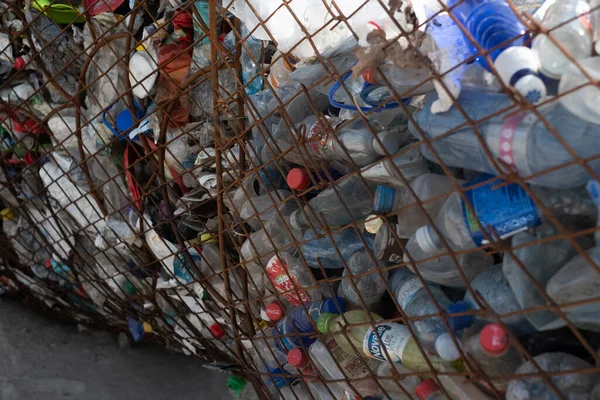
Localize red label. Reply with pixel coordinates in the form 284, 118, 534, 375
266, 257, 310, 306
307, 120, 329, 155
498, 112, 525, 168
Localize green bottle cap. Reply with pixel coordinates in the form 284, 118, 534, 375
317, 312, 336, 334
124, 281, 137, 295
226, 375, 247, 398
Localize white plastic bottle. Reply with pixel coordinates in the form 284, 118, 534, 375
533, 0, 592, 78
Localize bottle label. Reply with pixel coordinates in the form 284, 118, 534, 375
266, 257, 310, 306
325, 338, 375, 378
461, 174, 541, 246
306, 119, 330, 156
494, 112, 536, 175
396, 278, 423, 310
362, 323, 410, 363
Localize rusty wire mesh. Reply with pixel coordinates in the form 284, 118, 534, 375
0, 0, 600, 398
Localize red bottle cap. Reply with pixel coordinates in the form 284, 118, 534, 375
287, 348, 309, 368
480, 323, 510, 356
415, 379, 441, 400
13, 56, 26, 71
265, 302, 284, 322
287, 168, 310, 191
362, 69, 376, 85
23, 152, 36, 165
209, 323, 225, 339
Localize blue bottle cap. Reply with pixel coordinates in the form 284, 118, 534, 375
116, 108, 137, 134
322, 297, 345, 315
373, 185, 395, 213
447, 301, 474, 331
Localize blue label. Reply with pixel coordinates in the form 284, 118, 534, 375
366, 324, 390, 361
461, 174, 541, 246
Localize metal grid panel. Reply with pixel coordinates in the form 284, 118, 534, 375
1, 0, 599, 398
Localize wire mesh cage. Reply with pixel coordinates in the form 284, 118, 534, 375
1, 0, 600, 398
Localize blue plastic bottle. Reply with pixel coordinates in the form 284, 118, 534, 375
275, 298, 345, 351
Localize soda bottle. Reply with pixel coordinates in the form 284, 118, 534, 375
464, 323, 524, 392
411, 91, 600, 189
289, 175, 376, 230
506, 352, 597, 399
463, 265, 537, 336
317, 310, 453, 372
274, 298, 345, 351
266, 253, 322, 306
338, 251, 388, 310
389, 268, 472, 361
301, 226, 374, 270
532, 0, 592, 79
373, 174, 462, 239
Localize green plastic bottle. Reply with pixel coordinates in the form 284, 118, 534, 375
317, 310, 451, 372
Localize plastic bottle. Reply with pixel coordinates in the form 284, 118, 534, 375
360, 147, 430, 189
274, 115, 403, 168
558, 57, 600, 125
239, 189, 298, 231
338, 251, 388, 310
389, 268, 472, 361
463, 265, 537, 336
317, 310, 453, 372
266, 253, 322, 306
415, 379, 444, 400
269, 51, 295, 89
446, 0, 547, 103
289, 176, 376, 230
286, 167, 343, 193
374, 174, 461, 239
274, 298, 345, 351
241, 26, 264, 95
464, 324, 524, 392
376, 363, 421, 399
309, 338, 381, 398
411, 91, 600, 189
532, 0, 592, 79
506, 352, 597, 400
156, 10, 194, 128
233, 171, 287, 212
301, 226, 374, 270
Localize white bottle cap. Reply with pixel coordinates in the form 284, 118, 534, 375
434, 332, 462, 361
494, 46, 547, 104
415, 226, 442, 254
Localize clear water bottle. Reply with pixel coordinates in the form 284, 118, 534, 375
360, 147, 430, 189
389, 268, 472, 361
289, 175, 376, 230
558, 57, 600, 125
301, 226, 374, 270
532, 0, 592, 79
506, 352, 597, 400
338, 251, 388, 310
241, 26, 264, 95
464, 323, 524, 392
463, 265, 537, 336
274, 298, 345, 351
376, 363, 421, 400
239, 190, 298, 231
374, 174, 462, 239
411, 91, 600, 189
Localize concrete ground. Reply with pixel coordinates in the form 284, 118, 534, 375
0, 297, 236, 400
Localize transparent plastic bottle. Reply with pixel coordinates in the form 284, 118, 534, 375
274, 115, 404, 168
275, 298, 345, 351
266, 253, 322, 306
239, 189, 298, 231
317, 310, 453, 372
558, 57, 600, 125
301, 226, 374, 270
241, 26, 264, 95
374, 174, 461, 239
411, 91, 600, 189
360, 147, 430, 189
289, 176, 376, 230
337, 251, 388, 310
532, 0, 592, 79
506, 352, 597, 400
463, 265, 537, 336
376, 363, 421, 399
389, 268, 472, 361
233, 171, 286, 212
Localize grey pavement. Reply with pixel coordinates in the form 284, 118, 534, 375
0, 298, 235, 400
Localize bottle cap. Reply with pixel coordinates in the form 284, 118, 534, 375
322, 297, 345, 315
364, 214, 384, 234
480, 323, 510, 356
1, 208, 13, 221
434, 332, 461, 361
287, 348, 309, 367
23, 152, 36, 165
209, 323, 225, 339
374, 185, 395, 213
415, 225, 443, 254
226, 375, 247, 398
13, 56, 26, 71
287, 168, 310, 191
447, 301, 474, 331
200, 233, 216, 243
289, 210, 303, 231
415, 379, 441, 400
124, 281, 137, 295
494, 46, 546, 104
265, 301, 284, 322
316, 312, 336, 334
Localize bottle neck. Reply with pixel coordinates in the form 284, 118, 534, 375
415, 225, 444, 254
